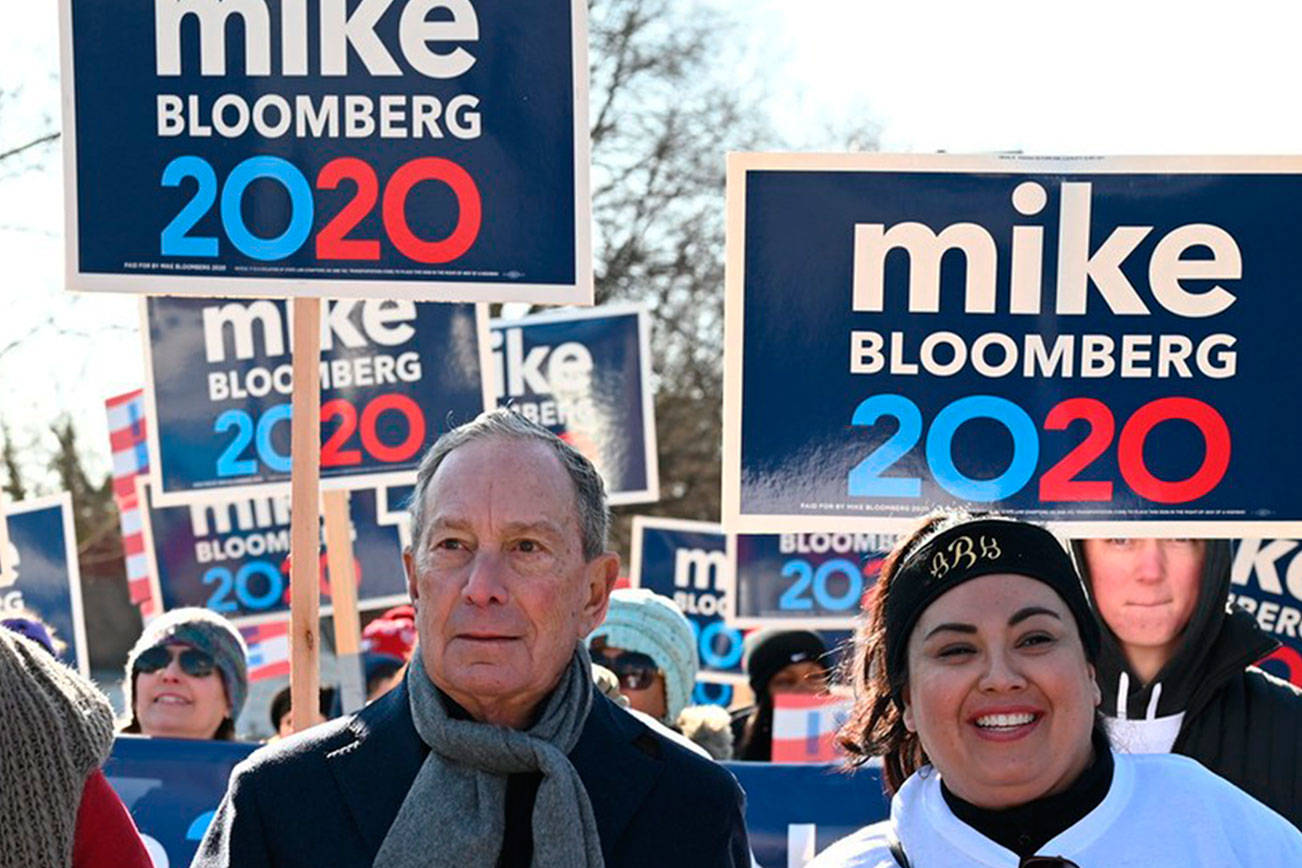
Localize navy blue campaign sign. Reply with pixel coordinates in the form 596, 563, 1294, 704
107, 735, 256, 868
139, 480, 407, 624
727, 532, 895, 629
59, 0, 591, 303
491, 304, 659, 505
1229, 539, 1302, 688
728, 760, 889, 867
1, 494, 89, 675
103, 736, 886, 868
722, 154, 1302, 537
630, 517, 747, 682
144, 296, 490, 504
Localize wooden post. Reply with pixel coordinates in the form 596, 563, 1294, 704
322, 488, 366, 714
289, 297, 322, 734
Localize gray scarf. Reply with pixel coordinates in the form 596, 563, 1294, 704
374, 645, 605, 868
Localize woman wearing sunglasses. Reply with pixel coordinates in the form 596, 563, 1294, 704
810, 513, 1302, 868
588, 589, 735, 759
120, 607, 249, 741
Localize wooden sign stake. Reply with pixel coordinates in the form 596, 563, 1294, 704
322, 488, 366, 714
289, 297, 322, 734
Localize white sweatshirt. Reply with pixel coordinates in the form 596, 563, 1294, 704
809, 752, 1302, 867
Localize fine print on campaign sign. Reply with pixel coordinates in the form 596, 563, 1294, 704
143, 296, 492, 504
723, 154, 1302, 537
58, 0, 591, 303
490, 304, 659, 505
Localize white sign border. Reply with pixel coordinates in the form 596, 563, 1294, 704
722, 151, 1302, 539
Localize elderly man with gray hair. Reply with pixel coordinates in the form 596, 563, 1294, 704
194, 409, 751, 867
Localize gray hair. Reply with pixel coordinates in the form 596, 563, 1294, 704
406, 409, 611, 561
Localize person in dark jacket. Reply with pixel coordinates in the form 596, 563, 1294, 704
1074, 537, 1302, 826
730, 628, 831, 761
194, 410, 749, 866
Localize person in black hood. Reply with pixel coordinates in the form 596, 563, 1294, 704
1074, 538, 1302, 826
730, 629, 831, 761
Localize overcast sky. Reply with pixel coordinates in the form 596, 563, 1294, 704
3, 0, 1301, 486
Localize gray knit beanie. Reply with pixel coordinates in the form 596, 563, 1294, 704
588, 589, 698, 722
124, 607, 249, 728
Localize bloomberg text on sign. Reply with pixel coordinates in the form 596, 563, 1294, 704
491, 304, 659, 505
144, 296, 490, 503
59, 0, 591, 302
138, 480, 408, 624
722, 154, 1302, 536
726, 532, 894, 629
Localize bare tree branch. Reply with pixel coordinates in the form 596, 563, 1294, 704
0, 130, 60, 163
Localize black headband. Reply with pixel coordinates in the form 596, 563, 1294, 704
884, 518, 1101, 699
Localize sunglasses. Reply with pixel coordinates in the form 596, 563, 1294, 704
136, 644, 218, 678
593, 650, 659, 691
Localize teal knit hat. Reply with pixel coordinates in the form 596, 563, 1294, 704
588, 589, 698, 722
124, 607, 249, 729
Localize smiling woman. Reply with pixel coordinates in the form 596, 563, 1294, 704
120, 607, 249, 742
809, 512, 1302, 868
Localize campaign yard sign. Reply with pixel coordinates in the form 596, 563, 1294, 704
138, 480, 408, 625
723, 154, 1302, 538
144, 296, 491, 504
1229, 539, 1302, 688
104, 736, 888, 868
629, 518, 746, 683
0, 494, 89, 675
727, 532, 895, 629
491, 304, 659, 504
59, 0, 591, 303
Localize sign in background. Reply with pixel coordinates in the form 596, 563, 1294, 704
728, 532, 894, 628
60, 0, 592, 302
723, 153, 1302, 538
491, 304, 659, 504
144, 297, 491, 504
105, 737, 890, 868
139, 480, 408, 625
630, 517, 747, 684
1230, 538, 1302, 688
1, 494, 88, 675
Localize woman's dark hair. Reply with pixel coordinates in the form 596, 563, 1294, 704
837, 511, 956, 792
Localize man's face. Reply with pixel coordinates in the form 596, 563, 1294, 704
1081, 538, 1204, 671
404, 436, 618, 728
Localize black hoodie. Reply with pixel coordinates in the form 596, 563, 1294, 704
1073, 539, 1302, 828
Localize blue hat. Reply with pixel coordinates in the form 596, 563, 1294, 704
588, 589, 698, 721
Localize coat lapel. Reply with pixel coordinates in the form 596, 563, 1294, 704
569, 694, 664, 861
325, 682, 427, 852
